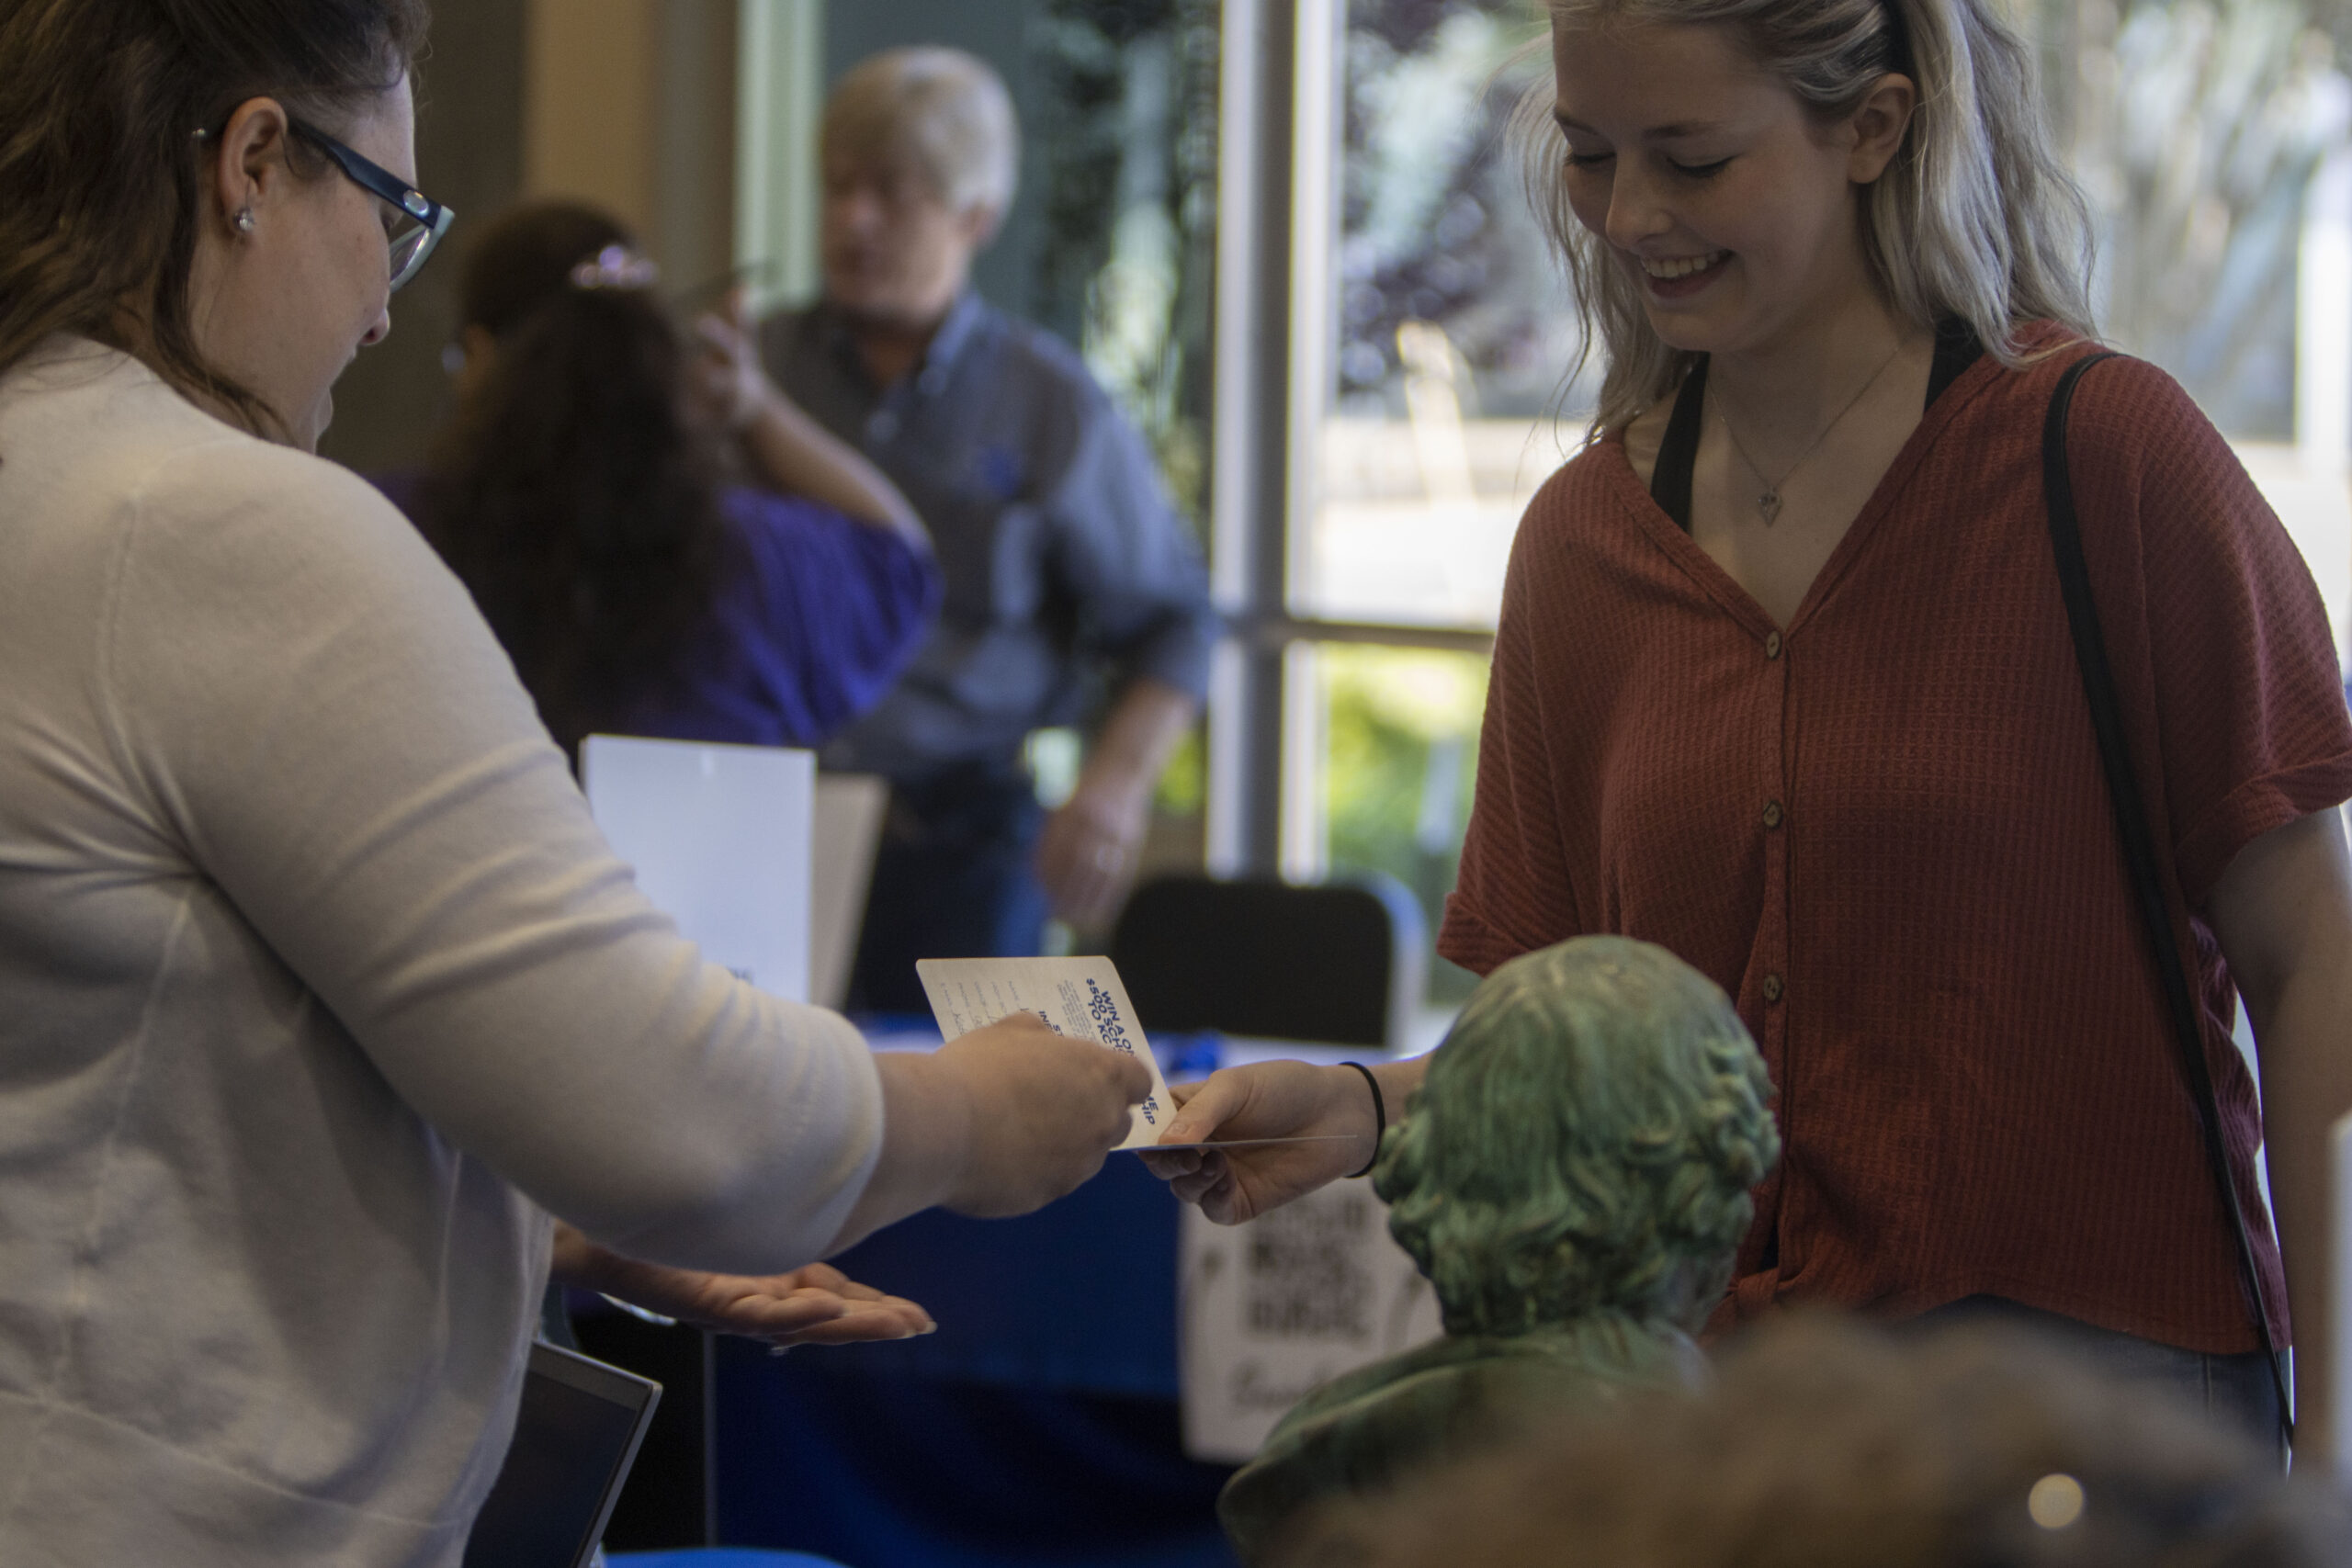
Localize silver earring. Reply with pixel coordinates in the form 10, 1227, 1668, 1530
233, 209, 255, 234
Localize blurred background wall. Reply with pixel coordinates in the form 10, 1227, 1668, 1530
316, 0, 523, 472
321, 0, 740, 473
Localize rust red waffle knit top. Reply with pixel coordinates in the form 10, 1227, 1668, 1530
1439, 336, 2352, 1352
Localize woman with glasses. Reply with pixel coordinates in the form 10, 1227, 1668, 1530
0, 4, 1148, 1562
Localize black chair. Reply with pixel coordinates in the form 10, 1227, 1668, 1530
1106, 874, 1426, 1051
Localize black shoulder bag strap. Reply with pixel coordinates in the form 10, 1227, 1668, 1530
2041, 351, 2293, 1446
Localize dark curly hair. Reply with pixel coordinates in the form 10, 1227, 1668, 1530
0, 0, 429, 435
416, 201, 725, 760
1376, 936, 1779, 1336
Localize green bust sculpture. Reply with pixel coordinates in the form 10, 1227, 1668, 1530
1217, 936, 1781, 1563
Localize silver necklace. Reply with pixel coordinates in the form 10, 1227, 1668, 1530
1713, 336, 1908, 525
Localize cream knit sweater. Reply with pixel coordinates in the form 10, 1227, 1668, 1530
0, 342, 882, 1565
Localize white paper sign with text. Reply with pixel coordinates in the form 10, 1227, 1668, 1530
1179, 1184, 1444, 1463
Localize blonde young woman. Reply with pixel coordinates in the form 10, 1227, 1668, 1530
1147, 0, 2352, 1455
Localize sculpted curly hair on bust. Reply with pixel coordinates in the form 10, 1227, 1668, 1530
1217, 938, 1781, 1564
1375, 935, 1780, 1337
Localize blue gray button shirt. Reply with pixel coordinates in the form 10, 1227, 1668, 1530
760, 292, 1216, 786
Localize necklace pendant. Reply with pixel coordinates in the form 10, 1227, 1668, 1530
1757, 491, 1783, 525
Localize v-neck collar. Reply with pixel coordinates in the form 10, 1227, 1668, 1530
1648, 318, 1985, 532
1601, 341, 2014, 643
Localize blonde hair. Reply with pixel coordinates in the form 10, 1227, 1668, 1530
1519, 0, 2096, 435
822, 46, 1020, 219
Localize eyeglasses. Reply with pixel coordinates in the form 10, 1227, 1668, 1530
287, 119, 454, 292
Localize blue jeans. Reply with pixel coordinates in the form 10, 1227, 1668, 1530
845, 763, 1049, 1015
1912, 1296, 2287, 1461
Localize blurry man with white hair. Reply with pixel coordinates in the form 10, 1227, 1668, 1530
761, 46, 1215, 1011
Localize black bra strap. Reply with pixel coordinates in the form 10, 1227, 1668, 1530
1651, 321, 1985, 535
1926, 317, 1984, 408
1649, 355, 1708, 531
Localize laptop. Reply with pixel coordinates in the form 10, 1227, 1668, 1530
462, 1340, 663, 1568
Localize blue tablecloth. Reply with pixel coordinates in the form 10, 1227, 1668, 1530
715, 1352, 1236, 1568
750, 1142, 1189, 1398
711, 1030, 1239, 1566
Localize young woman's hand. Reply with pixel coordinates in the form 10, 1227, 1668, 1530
1138, 1058, 1418, 1224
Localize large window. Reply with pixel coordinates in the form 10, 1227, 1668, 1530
1281, 2, 1559, 1021
1205, 0, 1575, 1031
1311, 644, 1488, 1011
1205, 0, 2352, 1043
1297, 2, 1565, 632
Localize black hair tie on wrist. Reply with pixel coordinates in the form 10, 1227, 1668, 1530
1341, 1061, 1386, 1179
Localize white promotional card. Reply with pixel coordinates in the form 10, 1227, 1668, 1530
914, 956, 1359, 1155
916, 956, 1175, 1149
582, 735, 814, 1002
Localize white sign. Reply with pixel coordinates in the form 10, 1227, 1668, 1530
582, 735, 814, 1002
1180, 1183, 1444, 1463
808, 774, 889, 1010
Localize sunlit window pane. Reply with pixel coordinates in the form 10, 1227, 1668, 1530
1295, 1, 1576, 632
1312, 645, 1489, 1032
2041, 0, 2352, 665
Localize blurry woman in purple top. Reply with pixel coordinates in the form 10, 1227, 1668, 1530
383, 200, 940, 761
